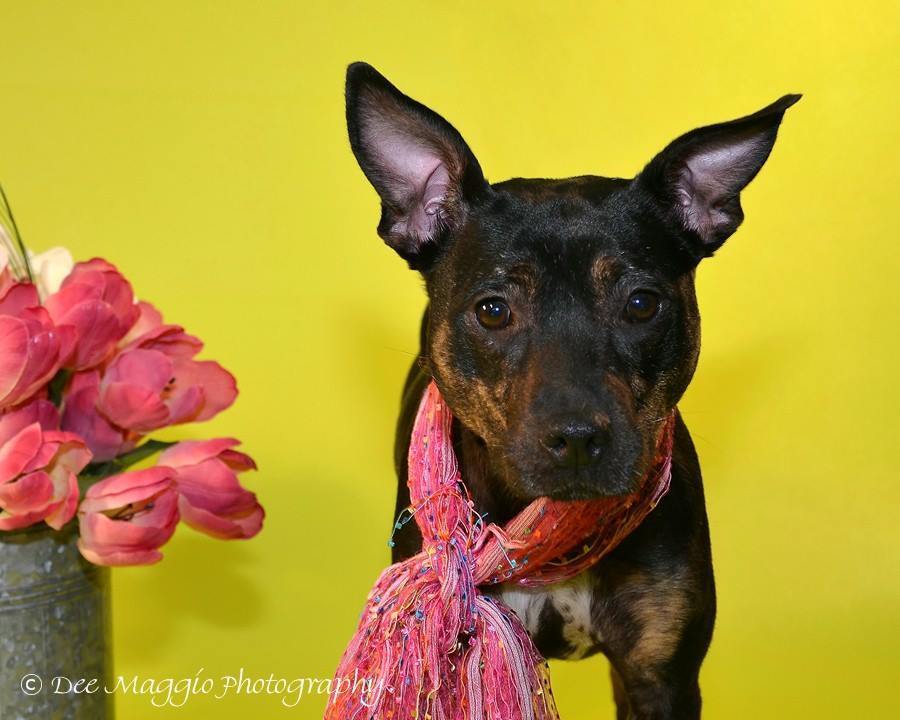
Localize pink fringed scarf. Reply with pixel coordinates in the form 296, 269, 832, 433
326, 381, 674, 719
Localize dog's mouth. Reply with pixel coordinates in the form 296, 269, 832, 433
492, 422, 662, 502
494, 449, 649, 503
510, 459, 646, 501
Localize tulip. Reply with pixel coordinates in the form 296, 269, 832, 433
92, 307, 237, 434
159, 438, 263, 540
77, 466, 179, 566
27, 246, 75, 300
0, 277, 76, 410
44, 258, 140, 370
98, 348, 236, 432
118, 301, 170, 349
61, 370, 137, 462
61, 308, 237, 458
0, 398, 92, 531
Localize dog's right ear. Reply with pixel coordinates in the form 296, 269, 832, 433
637, 94, 800, 258
345, 62, 489, 268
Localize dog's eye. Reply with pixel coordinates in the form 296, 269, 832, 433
475, 298, 512, 329
624, 290, 660, 323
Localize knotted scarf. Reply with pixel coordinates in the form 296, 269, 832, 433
325, 381, 674, 719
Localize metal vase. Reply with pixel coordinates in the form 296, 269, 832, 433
0, 523, 114, 719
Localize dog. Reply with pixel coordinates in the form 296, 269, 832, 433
344, 61, 798, 719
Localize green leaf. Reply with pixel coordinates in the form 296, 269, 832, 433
47, 369, 71, 407
0, 184, 33, 282
80, 439, 177, 489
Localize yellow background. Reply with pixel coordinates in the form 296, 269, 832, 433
1, 1, 898, 717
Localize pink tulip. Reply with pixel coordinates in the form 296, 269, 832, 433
77, 466, 179, 566
158, 438, 263, 540
61, 303, 237, 458
0, 279, 40, 317
118, 300, 204, 359
95, 325, 236, 433
0, 398, 92, 531
44, 258, 140, 371
0, 280, 76, 410
61, 370, 137, 462
118, 301, 168, 349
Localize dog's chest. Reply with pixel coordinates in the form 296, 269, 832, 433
495, 573, 602, 660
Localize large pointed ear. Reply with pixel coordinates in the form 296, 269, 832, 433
345, 62, 489, 268
638, 94, 800, 257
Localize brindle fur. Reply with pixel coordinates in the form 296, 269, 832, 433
345, 62, 798, 719
392, 328, 714, 719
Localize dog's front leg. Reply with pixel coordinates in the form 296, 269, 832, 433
598, 555, 715, 720
610, 663, 701, 720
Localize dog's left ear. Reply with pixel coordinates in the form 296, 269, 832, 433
638, 94, 801, 257
345, 62, 489, 269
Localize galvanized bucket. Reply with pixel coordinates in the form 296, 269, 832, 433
0, 523, 114, 719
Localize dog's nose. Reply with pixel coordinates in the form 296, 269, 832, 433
541, 421, 608, 468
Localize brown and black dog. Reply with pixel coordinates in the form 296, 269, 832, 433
344, 62, 798, 719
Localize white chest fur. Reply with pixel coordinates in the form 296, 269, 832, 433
496, 573, 601, 659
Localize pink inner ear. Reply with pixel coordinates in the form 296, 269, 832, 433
676, 133, 770, 241
402, 163, 450, 240
362, 111, 453, 243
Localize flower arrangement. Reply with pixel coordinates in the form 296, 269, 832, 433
0, 190, 263, 565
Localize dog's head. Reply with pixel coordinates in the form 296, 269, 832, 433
346, 62, 798, 501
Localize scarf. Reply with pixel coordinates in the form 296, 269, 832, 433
325, 381, 674, 719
